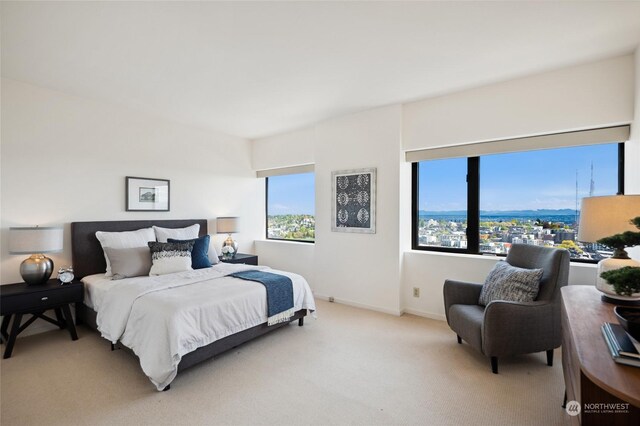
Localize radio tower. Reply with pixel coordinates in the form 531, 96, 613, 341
589, 162, 595, 197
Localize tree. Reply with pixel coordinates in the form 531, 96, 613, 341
597, 216, 640, 258
557, 240, 583, 254
600, 267, 640, 296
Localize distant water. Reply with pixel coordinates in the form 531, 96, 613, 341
419, 213, 578, 225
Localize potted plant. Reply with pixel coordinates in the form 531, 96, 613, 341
600, 267, 640, 297
598, 216, 640, 301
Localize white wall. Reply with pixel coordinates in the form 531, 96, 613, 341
254, 105, 404, 315
402, 253, 600, 320
255, 240, 315, 287
253, 54, 637, 320
626, 46, 640, 261
403, 55, 634, 151
314, 106, 403, 315
627, 47, 640, 195
252, 127, 315, 172
1, 79, 264, 333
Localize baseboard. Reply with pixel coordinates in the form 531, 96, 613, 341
313, 293, 402, 316
400, 308, 446, 322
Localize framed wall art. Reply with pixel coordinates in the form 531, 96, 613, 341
331, 168, 376, 234
126, 176, 170, 212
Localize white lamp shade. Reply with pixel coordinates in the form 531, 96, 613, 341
577, 195, 640, 242
9, 227, 64, 254
216, 217, 238, 234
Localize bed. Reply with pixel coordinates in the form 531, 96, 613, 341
71, 219, 315, 391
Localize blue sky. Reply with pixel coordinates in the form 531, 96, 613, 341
419, 143, 619, 211
267, 172, 315, 215
266, 143, 619, 215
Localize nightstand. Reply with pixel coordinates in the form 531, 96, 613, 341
0, 279, 83, 358
218, 253, 258, 265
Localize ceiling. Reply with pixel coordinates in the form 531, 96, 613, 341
2, 1, 640, 140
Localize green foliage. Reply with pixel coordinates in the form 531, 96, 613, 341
600, 266, 640, 296
597, 235, 628, 249
268, 215, 315, 241
597, 216, 640, 250
557, 240, 583, 254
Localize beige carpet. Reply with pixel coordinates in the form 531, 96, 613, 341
0, 300, 568, 425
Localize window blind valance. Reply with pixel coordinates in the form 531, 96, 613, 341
404, 126, 630, 162
256, 164, 314, 178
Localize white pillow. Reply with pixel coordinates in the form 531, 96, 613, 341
95, 227, 155, 277
148, 241, 193, 276
153, 224, 200, 243
207, 237, 220, 264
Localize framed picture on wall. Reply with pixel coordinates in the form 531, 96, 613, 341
331, 168, 376, 234
126, 176, 170, 211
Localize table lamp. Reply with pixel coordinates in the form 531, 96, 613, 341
217, 217, 238, 256
9, 226, 63, 285
577, 195, 640, 303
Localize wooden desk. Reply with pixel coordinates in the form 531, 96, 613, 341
561, 286, 640, 425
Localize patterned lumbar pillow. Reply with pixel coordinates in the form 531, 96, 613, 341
168, 235, 212, 270
148, 241, 194, 276
479, 261, 544, 306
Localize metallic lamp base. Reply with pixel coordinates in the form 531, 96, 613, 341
20, 254, 54, 285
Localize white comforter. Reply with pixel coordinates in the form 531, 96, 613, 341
93, 263, 316, 391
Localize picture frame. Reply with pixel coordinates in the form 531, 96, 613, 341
126, 176, 170, 212
331, 168, 376, 234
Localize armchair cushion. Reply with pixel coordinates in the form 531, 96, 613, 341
448, 304, 485, 351
479, 261, 543, 306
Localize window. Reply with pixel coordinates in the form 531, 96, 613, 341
412, 142, 624, 261
266, 172, 315, 242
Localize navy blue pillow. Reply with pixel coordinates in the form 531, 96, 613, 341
168, 235, 212, 269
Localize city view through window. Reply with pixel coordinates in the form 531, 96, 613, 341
417, 143, 620, 260
267, 172, 315, 241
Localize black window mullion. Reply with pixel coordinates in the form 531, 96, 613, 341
467, 157, 480, 254
265, 177, 270, 239
411, 162, 419, 249
618, 142, 625, 195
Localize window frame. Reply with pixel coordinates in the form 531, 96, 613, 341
265, 175, 315, 244
411, 142, 625, 263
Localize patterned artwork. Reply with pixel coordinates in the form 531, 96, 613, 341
332, 168, 376, 234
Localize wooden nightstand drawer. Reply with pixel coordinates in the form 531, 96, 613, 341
1, 285, 82, 314
0, 281, 83, 316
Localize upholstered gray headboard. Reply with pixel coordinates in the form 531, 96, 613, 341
71, 219, 208, 279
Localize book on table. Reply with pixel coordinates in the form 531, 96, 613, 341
601, 322, 640, 368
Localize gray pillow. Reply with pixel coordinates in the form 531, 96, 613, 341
479, 261, 543, 306
103, 246, 152, 280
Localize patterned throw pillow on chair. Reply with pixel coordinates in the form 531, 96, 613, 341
479, 261, 544, 306
148, 241, 194, 276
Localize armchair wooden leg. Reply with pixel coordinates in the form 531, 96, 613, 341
491, 357, 498, 374
457, 335, 462, 344
546, 349, 554, 367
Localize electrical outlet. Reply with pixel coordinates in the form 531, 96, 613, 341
329, 296, 335, 302
413, 287, 420, 298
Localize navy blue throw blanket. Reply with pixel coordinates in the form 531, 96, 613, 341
230, 270, 295, 325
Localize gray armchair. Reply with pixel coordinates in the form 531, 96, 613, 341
443, 244, 570, 373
